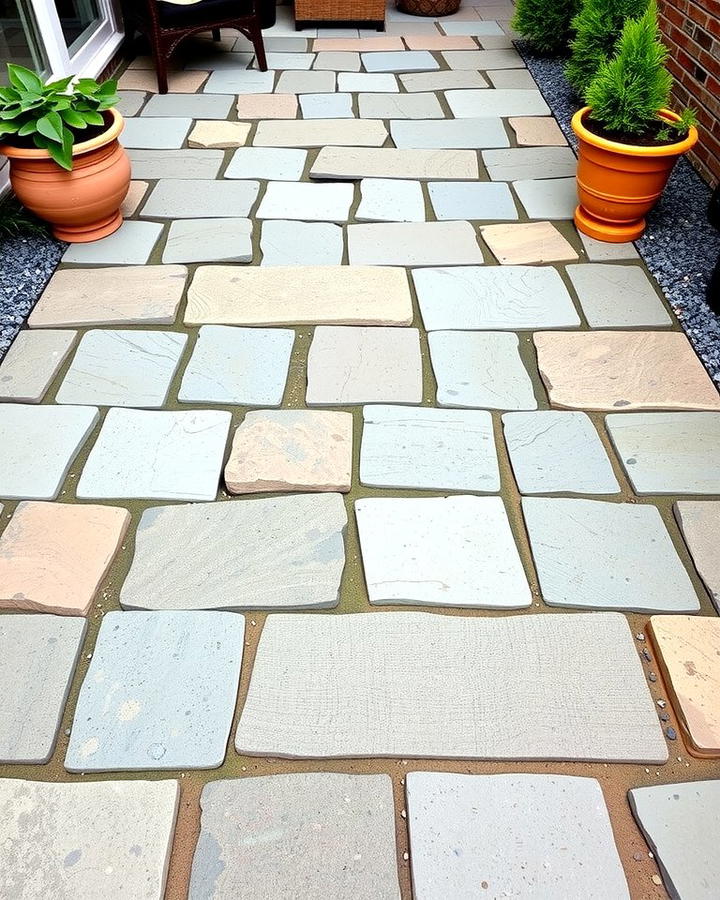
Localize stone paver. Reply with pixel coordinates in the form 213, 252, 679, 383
360, 405, 499, 491
404, 34, 476, 50
513, 177, 578, 219
275, 69, 335, 92
264, 51, 315, 69
447, 88, 550, 117
429, 331, 537, 409
428, 181, 518, 220
120, 116, 191, 148
224, 146, 307, 180
188, 119, 251, 147
391, 117, 509, 149
524, 497, 699, 613
566, 264, 672, 327
0, 778, 179, 899
441, 20, 505, 34
65, 611, 244, 771
235, 92, 298, 118
116, 90, 147, 116
400, 70, 488, 91
348, 221, 483, 266
0, 500, 129, 615
503, 411, 619, 494
188, 775, 400, 900
299, 92, 353, 117
311, 146, 478, 179
254, 118, 388, 147
260, 220, 344, 265
630, 780, 720, 900
307, 326, 422, 406
62, 221, 162, 265
413, 265, 579, 329
120, 493, 347, 611
0, 329, 76, 402
338, 72, 398, 91
674, 501, 720, 611
358, 92, 444, 118
650, 615, 720, 755
0, 404, 98, 500
203, 68, 274, 93
314, 51, 361, 70
481, 221, 579, 264
76, 408, 231, 501
141, 92, 232, 118
483, 146, 577, 180
141, 179, 259, 218
356, 178, 426, 222
314, 36, 403, 50
362, 50, 439, 72
119, 68, 207, 92
163, 217, 253, 264
126, 148, 223, 179
257, 181, 354, 222
0, 615, 86, 762
179, 325, 293, 405
534, 331, 720, 411
442, 48, 524, 69
486, 68, 537, 88
121, 179, 148, 216
225, 409, 352, 494
509, 115, 568, 145
235, 611, 667, 761
406, 773, 629, 900
185, 266, 413, 326
579, 231, 640, 260
356, 495, 530, 608
29, 266, 186, 328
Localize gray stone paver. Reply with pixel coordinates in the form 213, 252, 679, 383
120, 116, 191, 148
446, 88, 550, 118
0, 329, 76, 402
428, 181, 518, 220
257, 181, 354, 222
513, 176, 578, 219
314, 50, 361, 70
141, 92, 233, 118
483, 146, 578, 180
162, 217, 253, 263
299, 92, 353, 117
566, 263, 672, 327
348, 221, 484, 265
203, 68, 274, 93
62, 221, 162, 265
358, 92, 444, 119
356, 178, 425, 222
400, 70, 487, 91
275, 69, 335, 92
141, 179, 259, 218
260, 220, 344, 265
362, 50, 438, 72
674, 501, 720, 611
126, 148, 223, 179
338, 72, 398, 91
224, 146, 307, 180
442, 49, 524, 69
65, 610, 244, 771
390, 117, 509, 149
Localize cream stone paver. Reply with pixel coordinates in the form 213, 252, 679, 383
674, 501, 720, 611
120, 180, 149, 215
650, 616, 720, 756
509, 115, 568, 145
400, 70, 488, 91
440, 20, 505, 34
358, 92, 444, 119
404, 34, 477, 49
348, 221, 483, 266
185, 265, 413, 326
141, 179, 259, 218
313, 51, 361, 71
481, 221, 579, 264
225, 409, 353, 494
264, 51, 316, 69
257, 181, 354, 222
566, 263, 672, 327
0, 501, 130, 615
254, 118, 388, 147
236, 92, 298, 118
311, 147, 479, 180
29, 266, 187, 327
188, 120, 251, 147
118, 68, 208, 92
0, 329, 76, 402
313, 36, 404, 50
483, 146, 578, 180
533, 331, 720, 411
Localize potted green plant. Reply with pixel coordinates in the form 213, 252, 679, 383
511, 0, 579, 54
0, 64, 130, 243
572, 2, 698, 242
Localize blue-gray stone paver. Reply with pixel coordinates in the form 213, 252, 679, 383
523, 497, 701, 613
566, 263, 672, 327
502, 411, 620, 494
260, 220, 344, 265
224, 147, 307, 180
65, 610, 245, 771
179, 325, 294, 405
299, 92, 353, 118
356, 178, 425, 223
0, 329, 76, 403
440, 20, 505, 35
116, 90, 146, 116
265, 51, 315, 69
62, 221, 163, 265
126, 149, 224, 180
141, 179, 260, 219
446, 89, 550, 118
390, 118, 509, 150
482, 147, 578, 181
120, 117, 192, 149
141, 92, 233, 118
162, 218, 253, 264
203, 68, 274, 93
513, 176, 578, 220
428, 181, 518, 221
362, 51, 439, 72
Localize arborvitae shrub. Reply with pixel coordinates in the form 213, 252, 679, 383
566, 0, 648, 96
511, 0, 579, 54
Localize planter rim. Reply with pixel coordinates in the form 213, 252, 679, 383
0, 107, 124, 161
572, 106, 698, 157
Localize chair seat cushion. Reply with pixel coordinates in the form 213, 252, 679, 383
156, 0, 255, 27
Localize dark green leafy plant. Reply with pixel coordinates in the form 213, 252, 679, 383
586, 2, 697, 137
0, 64, 119, 171
0, 195, 47, 238
511, 0, 580, 54
566, 0, 648, 96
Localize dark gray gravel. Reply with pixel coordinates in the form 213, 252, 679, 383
0, 232, 66, 360
518, 42, 720, 387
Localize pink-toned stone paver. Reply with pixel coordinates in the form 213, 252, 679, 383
403, 34, 478, 50
225, 409, 353, 494
0, 501, 130, 616
312, 36, 404, 51
236, 93, 298, 119
120, 180, 149, 217
188, 120, 252, 148
650, 615, 720, 757
481, 221, 579, 265
117, 68, 209, 92
508, 116, 568, 145
534, 331, 720, 411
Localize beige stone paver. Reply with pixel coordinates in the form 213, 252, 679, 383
311, 146, 479, 180
481, 221, 578, 264
404, 34, 477, 50
120, 180, 149, 216
509, 116, 568, 145
188, 120, 252, 148
313, 36, 404, 51
254, 118, 388, 147
674, 501, 720, 611
236, 93, 298, 118
117, 68, 208, 92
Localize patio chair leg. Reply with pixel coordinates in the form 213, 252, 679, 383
151, 38, 170, 94
212, 27, 221, 40
251, 24, 268, 71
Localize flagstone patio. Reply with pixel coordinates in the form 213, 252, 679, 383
1, 1, 720, 897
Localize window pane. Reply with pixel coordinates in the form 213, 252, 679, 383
0, 0, 49, 82
54, 0, 102, 56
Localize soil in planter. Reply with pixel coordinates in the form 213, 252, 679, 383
583, 115, 690, 148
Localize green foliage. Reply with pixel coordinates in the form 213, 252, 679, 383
0, 64, 119, 171
511, 0, 580, 54
566, 0, 648, 96
657, 107, 698, 141
0, 194, 47, 238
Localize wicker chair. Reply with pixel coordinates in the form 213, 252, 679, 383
121, 0, 268, 94
294, 0, 385, 30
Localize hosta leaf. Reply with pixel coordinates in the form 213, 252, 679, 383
60, 109, 87, 128
17, 120, 37, 136
46, 138, 73, 170
0, 121, 21, 136
44, 75, 73, 93
7, 64, 43, 93
81, 110, 104, 126
36, 111, 64, 143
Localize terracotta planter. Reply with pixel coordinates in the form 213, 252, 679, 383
0, 108, 130, 243
572, 106, 698, 243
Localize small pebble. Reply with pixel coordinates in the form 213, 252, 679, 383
666, 727, 677, 740
657, 699, 666, 709
652, 875, 662, 886
660, 713, 669, 721
648, 672, 657, 682
642, 649, 652, 662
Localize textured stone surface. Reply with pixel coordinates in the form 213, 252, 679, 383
66, 611, 244, 771
403, 34, 476, 49
126, 149, 223, 180
0, 778, 179, 898
503, 411, 619, 494
260, 220, 344, 265
390, 117, 509, 149
179, 325, 293, 405
29, 266, 186, 327
566, 264, 672, 327
254, 118, 387, 147
162, 217, 253, 264
315, 36, 403, 50
348, 221, 483, 266
356, 496, 529, 608
299, 92, 353, 117
142, 92, 233, 118
275, 69, 335, 92
483, 147, 577, 180
203, 68, 274, 93
310, 147, 479, 180
236, 93, 298, 118
406, 773, 629, 900
77, 408, 231, 501
358, 92, 444, 119
428, 181, 518, 220
186, 266, 412, 326
314, 51, 361, 70
0, 404, 98, 500
362, 50, 438, 72
400, 70, 488, 91
429, 331, 536, 409
338, 72, 398, 91
62, 221, 162, 265
189, 774, 400, 900
413, 265, 579, 330
481, 222, 578, 264
0, 329, 75, 402
629, 780, 720, 899
356, 178, 425, 222
534, 331, 720, 411
188, 119, 251, 148
360, 405, 499, 491
579, 231, 640, 261
120, 116, 191, 148
235, 611, 667, 761
57, 330, 187, 408
225, 410, 353, 494
257, 181, 354, 222
440, 20, 505, 35
524, 497, 700, 613
264, 51, 315, 69
0, 615, 86, 762
509, 115, 568, 145
119, 68, 207, 92
120, 180, 148, 216
141, 179, 259, 218
224, 147, 307, 180
486, 68, 537, 88
120, 493, 347, 611
447, 88, 550, 118
442, 48, 524, 69
307, 326, 423, 406
650, 615, 720, 755
0, 501, 130, 616
674, 501, 720, 611
513, 177, 578, 220
116, 90, 146, 116
607, 412, 720, 494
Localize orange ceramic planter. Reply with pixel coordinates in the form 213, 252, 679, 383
572, 106, 698, 242
0, 108, 130, 243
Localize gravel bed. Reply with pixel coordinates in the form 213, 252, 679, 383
518, 42, 720, 386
